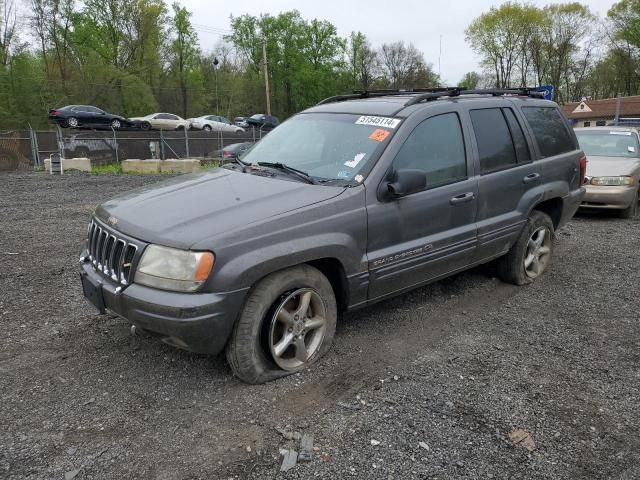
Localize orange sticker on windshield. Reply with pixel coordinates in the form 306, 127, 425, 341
369, 129, 390, 142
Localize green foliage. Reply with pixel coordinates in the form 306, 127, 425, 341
459, 71, 481, 89
92, 162, 123, 174
608, 0, 640, 48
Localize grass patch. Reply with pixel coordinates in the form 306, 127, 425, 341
92, 163, 123, 174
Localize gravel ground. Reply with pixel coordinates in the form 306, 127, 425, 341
1, 171, 639, 480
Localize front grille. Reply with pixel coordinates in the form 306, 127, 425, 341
86, 219, 138, 285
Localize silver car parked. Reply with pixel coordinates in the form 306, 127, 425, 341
188, 115, 245, 133
575, 127, 640, 218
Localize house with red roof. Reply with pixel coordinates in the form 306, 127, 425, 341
561, 96, 640, 128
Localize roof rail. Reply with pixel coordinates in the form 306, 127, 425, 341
317, 87, 456, 105
317, 87, 546, 106
404, 88, 545, 106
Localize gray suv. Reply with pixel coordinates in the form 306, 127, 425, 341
80, 88, 586, 384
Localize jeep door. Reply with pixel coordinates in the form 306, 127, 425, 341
366, 108, 478, 300
465, 104, 547, 262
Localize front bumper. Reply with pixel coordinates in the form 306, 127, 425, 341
581, 185, 637, 210
80, 259, 248, 354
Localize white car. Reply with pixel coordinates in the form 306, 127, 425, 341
189, 115, 245, 133
130, 113, 190, 131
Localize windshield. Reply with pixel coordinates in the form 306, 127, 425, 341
576, 130, 640, 158
240, 113, 398, 181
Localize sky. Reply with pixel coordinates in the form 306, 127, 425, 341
185, 0, 617, 84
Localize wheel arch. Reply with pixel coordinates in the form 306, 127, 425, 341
306, 258, 349, 312
532, 197, 563, 229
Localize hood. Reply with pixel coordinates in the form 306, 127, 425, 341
95, 168, 346, 248
586, 156, 640, 177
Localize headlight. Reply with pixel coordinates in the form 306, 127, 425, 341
134, 245, 214, 292
589, 176, 635, 186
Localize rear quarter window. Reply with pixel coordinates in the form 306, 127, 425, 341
522, 107, 576, 158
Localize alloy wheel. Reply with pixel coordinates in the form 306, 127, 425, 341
268, 288, 328, 371
524, 226, 551, 278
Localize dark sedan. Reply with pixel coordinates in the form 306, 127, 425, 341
48, 105, 134, 130
245, 114, 279, 129
215, 142, 254, 161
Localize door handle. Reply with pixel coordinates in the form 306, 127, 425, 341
450, 192, 475, 205
523, 173, 541, 184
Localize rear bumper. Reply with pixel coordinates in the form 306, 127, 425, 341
558, 187, 586, 229
581, 185, 637, 210
80, 260, 248, 354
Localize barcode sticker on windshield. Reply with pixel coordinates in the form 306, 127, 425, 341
355, 116, 401, 129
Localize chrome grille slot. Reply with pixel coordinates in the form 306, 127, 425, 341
84, 219, 140, 286
103, 235, 115, 275
121, 245, 137, 285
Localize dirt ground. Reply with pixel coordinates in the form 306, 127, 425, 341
1, 171, 639, 480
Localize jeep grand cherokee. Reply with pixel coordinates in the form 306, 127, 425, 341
80, 88, 586, 384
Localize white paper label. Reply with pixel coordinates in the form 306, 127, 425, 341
609, 131, 632, 136
355, 116, 401, 129
344, 152, 366, 168
629, 146, 636, 152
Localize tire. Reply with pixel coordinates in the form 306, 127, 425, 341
110, 119, 121, 129
203, 125, 212, 132
497, 210, 555, 286
140, 121, 151, 131
619, 189, 639, 219
67, 117, 79, 128
226, 265, 337, 384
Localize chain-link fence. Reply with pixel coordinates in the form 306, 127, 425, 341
0, 126, 274, 171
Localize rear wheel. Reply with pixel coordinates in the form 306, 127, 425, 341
226, 265, 337, 384
140, 121, 152, 131
110, 119, 121, 129
497, 210, 555, 285
619, 189, 639, 219
203, 125, 212, 132
67, 117, 79, 128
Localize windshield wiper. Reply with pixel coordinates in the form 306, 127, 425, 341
256, 162, 317, 185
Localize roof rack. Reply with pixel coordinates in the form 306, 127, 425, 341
317, 87, 546, 106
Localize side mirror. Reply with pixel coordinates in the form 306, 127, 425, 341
386, 169, 426, 198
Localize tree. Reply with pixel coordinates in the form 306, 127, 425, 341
168, 2, 199, 117
378, 41, 438, 88
347, 31, 378, 90
459, 71, 481, 89
228, 10, 346, 117
1, 0, 17, 67
466, 2, 545, 88
541, 3, 595, 102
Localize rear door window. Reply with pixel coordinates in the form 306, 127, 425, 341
470, 108, 518, 173
521, 107, 576, 157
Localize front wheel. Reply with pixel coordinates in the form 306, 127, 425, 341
226, 265, 337, 384
497, 210, 555, 285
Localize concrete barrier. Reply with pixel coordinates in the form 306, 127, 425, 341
160, 159, 202, 174
44, 157, 92, 173
122, 159, 161, 174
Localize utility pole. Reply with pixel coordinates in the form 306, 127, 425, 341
263, 41, 271, 115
